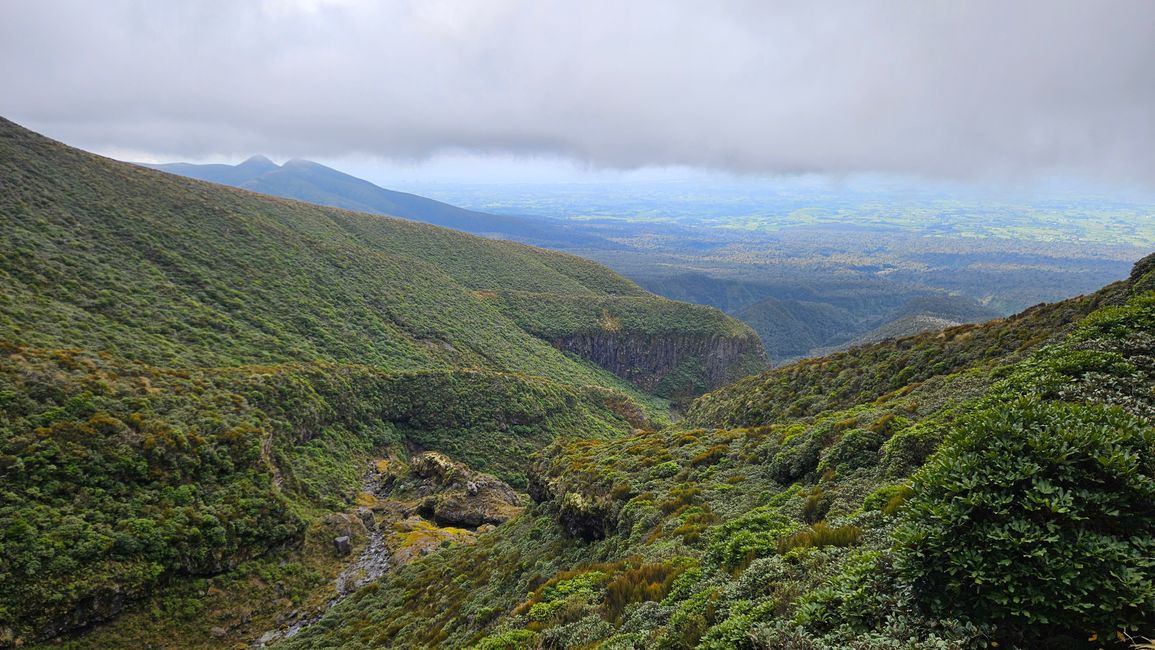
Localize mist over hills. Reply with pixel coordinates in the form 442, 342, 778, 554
143, 157, 616, 250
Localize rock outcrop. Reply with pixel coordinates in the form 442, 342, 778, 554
528, 465, 613, 542
406, 452, 525, 527
554, 332, 766, 397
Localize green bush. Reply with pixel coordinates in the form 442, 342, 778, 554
862, 482, 913, 516
705, 507, 797, 572
818, 427, 888, 473
768, 426, 832, 484
470, 628, 538, 649
896, 399, 1155, 642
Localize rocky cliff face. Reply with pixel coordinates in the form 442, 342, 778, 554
553, 332, 767, 398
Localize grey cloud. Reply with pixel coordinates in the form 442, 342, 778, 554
2, 0, 1153, 182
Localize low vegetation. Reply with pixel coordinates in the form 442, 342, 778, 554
2, 117, 1153, 649
275, 257, 1155, 650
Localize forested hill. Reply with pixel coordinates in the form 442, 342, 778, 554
5, 113, 1151, 650
0, 117, 763, 645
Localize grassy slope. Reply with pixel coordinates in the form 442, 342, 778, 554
0, 117, 753, 644
277, 261, 1153, 649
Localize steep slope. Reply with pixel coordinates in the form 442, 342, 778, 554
736, 297, 860, 361
0, 117, 764, 645
2, 118, 764, 397
643, 272, 1001, 364
146, 156, 615, 249
688, 287, 1115, 429
267, 257, 1152, 650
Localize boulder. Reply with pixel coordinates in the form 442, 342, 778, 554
403, 452, 525, 528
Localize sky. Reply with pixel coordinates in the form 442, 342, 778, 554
2, 0, 1155, 187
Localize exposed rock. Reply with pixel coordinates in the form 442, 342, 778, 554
356, 506, 376, 532
557, 491, 609, 542
29, 584, 140, 643
553, 332, 765, 395
409, 451, 464, 485
322, 513, 353, 539
209, 626, 228, 638
253, 452, 525, 647
400, 452, 525, 527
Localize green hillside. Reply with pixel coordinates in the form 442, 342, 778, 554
3, 114, 1152, 650
0, 118, 764, 645
0, 117, 762, 396
262, 258, 1153, 650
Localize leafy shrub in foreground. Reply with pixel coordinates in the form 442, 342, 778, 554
896, 399, 1155, 643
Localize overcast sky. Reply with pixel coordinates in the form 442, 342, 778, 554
3, 0, 1154, 185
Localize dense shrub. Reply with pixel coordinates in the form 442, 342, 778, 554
706, 507, 798, 572
896, 399, 1155, 643
819, 427, 888, 473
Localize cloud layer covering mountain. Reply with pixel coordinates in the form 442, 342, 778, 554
3, 0, 1154, 182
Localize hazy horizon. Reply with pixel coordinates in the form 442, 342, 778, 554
4, 0, 1155, 193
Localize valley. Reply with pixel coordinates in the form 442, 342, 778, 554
3, 3, 1153, 648
147, 158, 1151, 366
2, 117, 1152, 650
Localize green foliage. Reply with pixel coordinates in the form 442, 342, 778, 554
768, 424, 834, 484
276, 278, 1150, 650
862, 482, 914, 516
470, 628, 539, 649
819, 427, 889, 473
896, 400, 1155, 642
0, 117, 750, 412
794, 551, 885, 632
11, 117, 1155, 650
705, 507, 798, 572
687, 290, 1115, 429
777, 522, 863, 555
0, 346, 646, 640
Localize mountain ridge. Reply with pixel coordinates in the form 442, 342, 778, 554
142, 155, 618, 250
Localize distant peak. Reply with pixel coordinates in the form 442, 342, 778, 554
283, 158, 323, 168
238, 155, 279, 170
